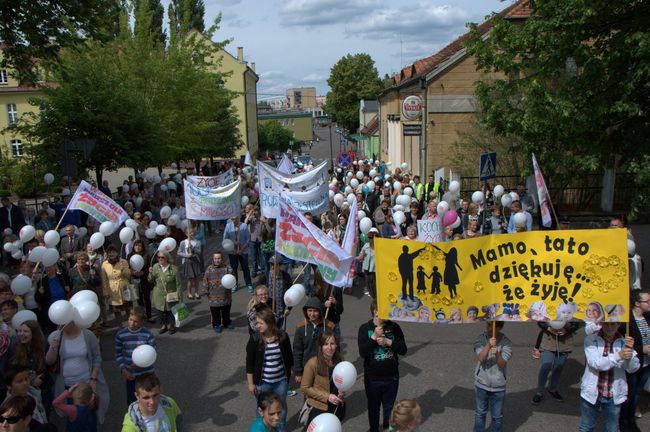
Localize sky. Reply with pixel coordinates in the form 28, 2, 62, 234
190, 0, 515, 99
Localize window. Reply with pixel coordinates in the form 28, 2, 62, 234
0, 70, 7, 84
6, 104, 17, 125
10, 139, 23, 157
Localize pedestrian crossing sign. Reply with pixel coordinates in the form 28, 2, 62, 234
479, 152, 497, 181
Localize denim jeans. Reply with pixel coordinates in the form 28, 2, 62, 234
474, 386, 505, 432
537, 350, 568, 393
228, 253, 252, 287
248, 240, 261, 274
364, 375, 399, 432
621, 364, 650, 423
261, 251, 273, 276
255, 378, 288, 431
579, 396, 620, 432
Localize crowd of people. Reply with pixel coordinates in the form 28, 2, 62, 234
0, 156, 646, 432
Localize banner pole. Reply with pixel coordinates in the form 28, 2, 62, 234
492, 320, 496, 339
324, 284, 334, 323
292, 262, 309, 285
545, 192, 561, 229
31, 197, 73, 278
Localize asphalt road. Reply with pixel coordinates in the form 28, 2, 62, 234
90, 224, 650, 432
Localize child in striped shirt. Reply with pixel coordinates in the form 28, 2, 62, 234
115, 306, 156, 405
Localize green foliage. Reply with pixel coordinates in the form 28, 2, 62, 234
169, 0, 206, 36
0, 145, 51, 198
0, 0, 122, 80
464, 0, 650, 204
258, 121, 294, 152
134, 0, 166, 46
325, 54, 384, 133
12, 0, 240, 184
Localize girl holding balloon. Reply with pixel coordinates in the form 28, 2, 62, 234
127, 240, 153, 323
300, 330, 346, 426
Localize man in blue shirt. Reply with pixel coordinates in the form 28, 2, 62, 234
223, 216, 253, 293
507, 201, 532, 233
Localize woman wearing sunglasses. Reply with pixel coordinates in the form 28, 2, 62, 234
148, 252, 182, 335
0, 395, 38, 432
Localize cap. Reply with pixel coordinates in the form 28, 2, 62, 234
368, 228, 379, 235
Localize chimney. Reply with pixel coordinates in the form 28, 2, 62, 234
251, 62, 256, 72
237, 47, 243, 62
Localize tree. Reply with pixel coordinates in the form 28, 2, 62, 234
258, 121, 294, 152
135, 0, 166, 46
0, 0, 121, 79
464, 0, 650, 208
169, 0, 206, 36
325, 54, 384, 133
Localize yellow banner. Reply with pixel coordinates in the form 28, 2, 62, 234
375, 229, 629, 324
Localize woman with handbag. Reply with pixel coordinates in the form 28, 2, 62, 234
299, 330, 346, 427
100, 245, 131, 328
148, 252, 182, 335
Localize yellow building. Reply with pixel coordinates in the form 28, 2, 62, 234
258, 112, 313, 143
207, 43, 259, 160
378, 0, 530, 178
0, 48, 44, 159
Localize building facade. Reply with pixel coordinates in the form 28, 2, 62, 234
257, 111, 313, 143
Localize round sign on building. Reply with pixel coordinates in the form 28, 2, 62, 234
402, 95, 423, 121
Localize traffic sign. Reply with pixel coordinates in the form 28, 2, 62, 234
479, 152, 497, 181
337, 152, 353, 168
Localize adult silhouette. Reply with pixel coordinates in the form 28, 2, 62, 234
398, 245, 426, 301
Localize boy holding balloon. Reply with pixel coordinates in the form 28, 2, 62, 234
115, 306, 156, 405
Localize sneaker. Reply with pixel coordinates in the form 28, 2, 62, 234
532, 348, 541, 359
532, 393, 543, 405
547, 390, 564, 402
213, 325, 222, 334
169, 327, 176, 335
635, 409, 642, 419
247, 285, 254, 294
287, 390, 297, 397
159, 327, 168, 335
364, 290, 371, 297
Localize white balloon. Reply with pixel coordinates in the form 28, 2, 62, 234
119, 227, 134, 244
167, 181, 177, 191
501, 194, 513, 208
403, 187, 413, 197
28, 246, 46, 263
493, 184, 505, 198
393, 204, 404, 213
450, 216, 462, 230
359, 217, 373, 234
449, 180, 460, 194
283, 286, 306, 307
19, 225, 35, 243
24, 293, 37, 310
78, 227, 87, 238
99, 221, 115, 236
160, 206, 172, 219
170, 162, 177, 169
369, 169, 377, 178
241, 196, 250, 206
308, 413, 342, 432
437, 201, 449, 215
132, 344, 157, 368
89, 232, 105, 250
333, 193, 344, 208
167, 214, 180, 227
344, 186, 353, 195
155, 225, 167, 236
472, 191, 485, 204
70, 290, 98, 307
61, 188, 71, 196
41, 248, 59, 267
393, 210, 406, 225
73, 301, 100, 328
158, 237, 177, 253
179, 219, 189, 230
152, 175, 162, 184
222, 239, 235, 253
145, 229, 156, 240
149, 221, 158, 229
44, 173, 55, 185
346, 193, 356, 205
3, 242, 13, 253
44, 230, 60, 248
549, 320, 566, 330
3, 228, 11, 236
509, 192, 520, 202
357, 210, 366, 220
392, 181, 402, 191
328, 190, 335, 200
366, 180, 375, 191
48, 300, 74, 325
130, 183, 138, 191
130, 255, 145, 272
12, 310, 38, 329
513, 212, 527, 227
11, 275, 32, 296
350, 178, 359, 188
11, 250, 23, 260
401, 162, 408, 170
628, 239, 636, 256
332, 360, 357, 392
356, 171, 364, 180
221, 274, 236, 290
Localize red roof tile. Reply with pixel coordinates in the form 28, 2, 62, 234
361, 115, 379, 135
392, 0, 530, 87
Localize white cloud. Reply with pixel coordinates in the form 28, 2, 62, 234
280, 0, 381, 26
302, 73, 326, 83
259, 70, 286, 79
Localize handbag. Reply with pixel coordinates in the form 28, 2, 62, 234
165, 292, 179, 303
298, 399, 313, 426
